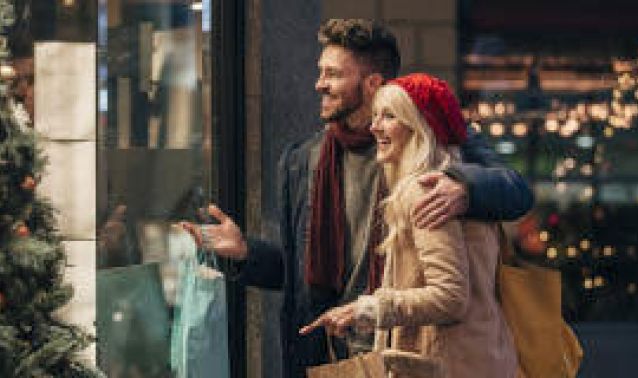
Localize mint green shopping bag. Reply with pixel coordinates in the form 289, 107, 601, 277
170, 247, 230, 378
96, 263, 172, 377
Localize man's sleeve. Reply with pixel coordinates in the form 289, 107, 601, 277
445, 126, 535, 221
241, 238, 284, 290
239, 145, 295, 290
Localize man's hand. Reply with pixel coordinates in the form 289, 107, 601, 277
181, 204, 248, 260
412, 171, 468, 230
299, 303, 357, 337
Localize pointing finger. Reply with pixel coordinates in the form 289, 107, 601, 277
299, 317, 326, 335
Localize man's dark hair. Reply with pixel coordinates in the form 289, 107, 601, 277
318, 19, 401, 80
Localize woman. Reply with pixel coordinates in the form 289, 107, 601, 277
301, 73, 518, 377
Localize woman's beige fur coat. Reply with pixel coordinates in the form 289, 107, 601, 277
365, 181, 518, 378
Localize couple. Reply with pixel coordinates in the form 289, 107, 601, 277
191, 19, 531, 377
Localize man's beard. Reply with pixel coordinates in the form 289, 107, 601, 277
321, 83, 364, 123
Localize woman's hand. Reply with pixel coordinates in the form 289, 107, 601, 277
299, 303, 357, 337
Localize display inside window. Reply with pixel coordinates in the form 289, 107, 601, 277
96, 1, 215, 376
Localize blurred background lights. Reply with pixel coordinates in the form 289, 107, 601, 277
490, 122, 505, 137
495, 141, 516, 155
512, 122, 528, 137
576, 135, 595, 149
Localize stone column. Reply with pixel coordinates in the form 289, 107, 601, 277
35, 42, 97, 364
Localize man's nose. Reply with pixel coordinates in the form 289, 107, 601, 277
315, 75, 328, 93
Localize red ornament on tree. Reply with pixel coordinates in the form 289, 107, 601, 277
0, 292, 5, 310
15, 224, 29, 237
20, 175, 36, 191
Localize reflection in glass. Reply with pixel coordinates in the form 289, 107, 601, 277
96, 1, 212, 376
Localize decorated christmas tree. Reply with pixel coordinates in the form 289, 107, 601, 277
0, 1, 101, 376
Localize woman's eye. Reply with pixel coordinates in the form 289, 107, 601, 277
383, 112, 395, 120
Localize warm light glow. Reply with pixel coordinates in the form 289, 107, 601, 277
547, 247, 558, 259
594, 276, 605, 288
559, 120, 579, 137
580, 239, 591, 251
545, 119, 559, 132
603, 246, 614, 256
612, 101, 623, 117
470, 122, 481, 133
478, 102, 493, 118
565, 119, 579, 133
512, 122, 528, 137
567, 246, 578, 258
556, 182, 567, 193
618, 73, 636, 90
191, 2, 203, 11
612, 60, 633, 73
576, 103, 587, 118
564, 158, 576, 170
609, 115, 627, 128
554, 165, 566, 178
589, 103, 609, 121
490, 122, 505, 137
580, 164, 593, 176
0, 64, 15, 79
581, 186, 594, 200
539, 231, 549, 242
583, 278, 593, 290
494, 102, 506, 116
62, 0, 74, 6
628, 283, 637, 294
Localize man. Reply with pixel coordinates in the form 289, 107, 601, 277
193, 19, 533, 378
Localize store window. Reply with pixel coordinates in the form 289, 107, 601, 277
461, 0, 638, 322
95, 0, 245, 376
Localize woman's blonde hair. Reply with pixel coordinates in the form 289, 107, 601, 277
373, 84, 461, 256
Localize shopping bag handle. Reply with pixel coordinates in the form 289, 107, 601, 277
197, 247, 221, 270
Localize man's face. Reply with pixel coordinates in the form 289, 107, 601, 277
12, 57, 34, 119
315, 45, 366, 122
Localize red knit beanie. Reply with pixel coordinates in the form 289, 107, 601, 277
388, 73, 467, 145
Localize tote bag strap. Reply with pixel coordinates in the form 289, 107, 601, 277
494, 222, 515, 301
325, 335, 338, 363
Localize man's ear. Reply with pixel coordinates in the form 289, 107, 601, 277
364, 73, 385, 97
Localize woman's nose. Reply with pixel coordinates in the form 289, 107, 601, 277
370, 117, 382, 132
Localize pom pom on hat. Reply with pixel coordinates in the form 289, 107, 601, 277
388, 73, 467, 145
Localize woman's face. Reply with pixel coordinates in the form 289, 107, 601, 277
371, 105, 412, 164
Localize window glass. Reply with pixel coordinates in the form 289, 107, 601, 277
96, 1, 213, 375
